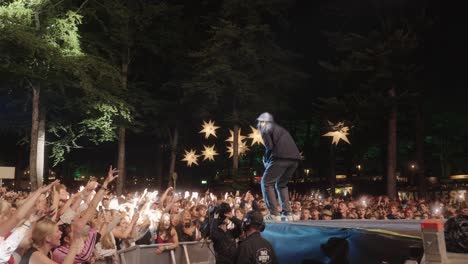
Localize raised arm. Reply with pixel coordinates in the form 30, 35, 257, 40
75, 166, 118, 227
0, 180, 59, 237
160, 186, 173, 207
112, 213, 139, 239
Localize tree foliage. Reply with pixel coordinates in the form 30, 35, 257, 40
0, 0, 130, 166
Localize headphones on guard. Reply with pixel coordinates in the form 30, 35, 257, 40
242, 210, 265, 232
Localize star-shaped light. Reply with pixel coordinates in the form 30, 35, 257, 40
199, 120, 219, 139
201, 145, 219, 161
226, 141, 250, 158
322, 121, 351, 145
181, 149, 200, 167
225, 129, 246, 144
247, 126, 264, 146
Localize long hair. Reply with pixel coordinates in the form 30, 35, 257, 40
157, 213, 174, 241
257, 121, 274, 134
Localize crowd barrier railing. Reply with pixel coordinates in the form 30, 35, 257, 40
118, 241, 216, 264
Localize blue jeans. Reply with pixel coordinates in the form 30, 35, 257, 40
261, 159, 298, 216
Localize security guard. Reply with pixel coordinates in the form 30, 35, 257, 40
236, 210, 278, 264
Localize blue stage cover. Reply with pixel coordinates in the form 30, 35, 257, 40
262, 221, 423, 264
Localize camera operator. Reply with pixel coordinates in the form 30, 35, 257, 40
210, 202, 242, 264
236, 210, 278, 264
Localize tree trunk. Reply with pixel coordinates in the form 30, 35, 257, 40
116, 61, 129, 195
415, 98, 427, 199
155, 141, 163, 190
37, 107, 46, 187
387, 86, 397, 200
116, 127, 126, 195
168, 127, 178, 187
29, 84, 40, 191
233, 124, 239, 177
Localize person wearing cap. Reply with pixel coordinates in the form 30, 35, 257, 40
321, 210, 333, 220
235, 211, 278, 264
210, 202, 242, 264
256, 112, 301, 221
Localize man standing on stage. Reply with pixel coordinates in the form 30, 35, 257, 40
257, 112, 301, 221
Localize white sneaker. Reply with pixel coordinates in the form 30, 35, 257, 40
282, 213, 294, 222
264, 214, 281, 221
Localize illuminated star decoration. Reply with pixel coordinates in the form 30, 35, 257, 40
201, 145, 218, 161
181, 149, 200, 167
322, 121, 351, 145
199, 120, 219, 139
225, 129, 246, 144
227, 141, 250, 158
247, 126, 264, 146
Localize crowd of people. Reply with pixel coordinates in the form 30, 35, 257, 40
1, 166, 468, 263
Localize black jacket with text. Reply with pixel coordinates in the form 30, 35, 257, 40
235, 232, 278, 264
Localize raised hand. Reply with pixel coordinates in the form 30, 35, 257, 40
39, 180, 60, 193
85, 180, 99, 192
154, 247, 164, 255
105, 165, 119, 185
29, 210, 46, 223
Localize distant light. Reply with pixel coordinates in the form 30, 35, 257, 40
450, 175, 468, 180
356, 165, 361, 170
201, 180, 207, 184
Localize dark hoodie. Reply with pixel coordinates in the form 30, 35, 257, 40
260, 123, 301, 163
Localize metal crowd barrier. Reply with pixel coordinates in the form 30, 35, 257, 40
118, 241, 216, 264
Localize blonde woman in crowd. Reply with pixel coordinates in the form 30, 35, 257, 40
20, 218, 84, 264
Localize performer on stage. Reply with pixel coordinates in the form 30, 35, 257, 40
257, 112, 301, 221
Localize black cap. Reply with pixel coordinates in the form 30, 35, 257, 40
244, 210, 264, 226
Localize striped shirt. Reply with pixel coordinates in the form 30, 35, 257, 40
52, 228, 98, 263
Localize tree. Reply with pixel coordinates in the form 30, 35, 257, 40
320, 16, 423, 199
0, 0, 127, 189
79, 0, 145, 195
